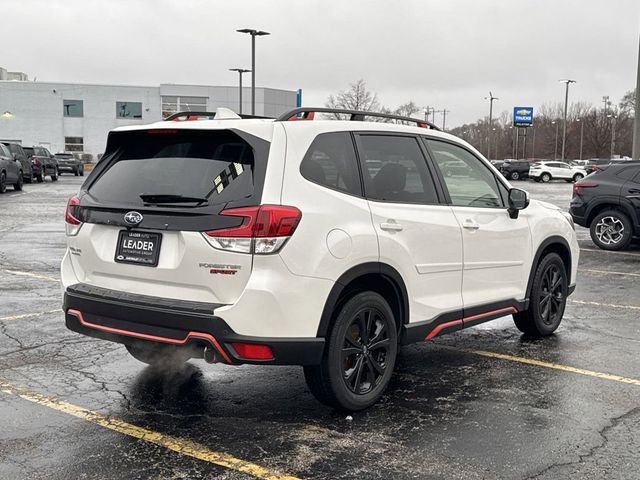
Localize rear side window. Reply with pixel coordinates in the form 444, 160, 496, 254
88, 130, 265, 207
616, 166, 640, 181
357, 135, 438, 204
300, 132, 361, 196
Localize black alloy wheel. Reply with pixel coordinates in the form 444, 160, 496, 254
342, 306, 392, 395
0, 172, 6, 193
513, 252, 567, 336
304, 291, 398, 411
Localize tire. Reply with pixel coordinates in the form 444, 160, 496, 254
589, 209, 632, 251
541, 173, 551, 183
25, 175, 33, 184
513, 253, 567, 336
51, 169, 58, 181
572, 173, 584, 182
0, 172, 6, 193
37, 172, 44, 183
126, 343, 190, 367
510, 171, 520, 181
304, 291, 398, 411
13, 172, 23, 191
80, 168, 84, 177
74, 170, 79, 176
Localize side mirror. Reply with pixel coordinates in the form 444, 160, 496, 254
508, 188, 529, 219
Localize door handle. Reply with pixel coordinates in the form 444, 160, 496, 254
629, 188, 640, 194
462, 219, 480, 230
380, 221, 403, 232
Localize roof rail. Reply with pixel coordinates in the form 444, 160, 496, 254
275, 107, 441, 130
164, 111, 273, 121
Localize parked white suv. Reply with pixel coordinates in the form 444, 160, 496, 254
529, 161, 587, 183
61, 107, 579, 411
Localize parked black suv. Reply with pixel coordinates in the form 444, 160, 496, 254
570, 161, 640, 250
23, 146, 58, 182
1, 142, 33, 183
500, 160, 530, 180
55, 153, 84, 176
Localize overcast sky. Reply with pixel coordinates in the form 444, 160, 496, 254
3, 0, 639, 127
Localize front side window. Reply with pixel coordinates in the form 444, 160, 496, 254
116, 101, 143, 119
427, 139, 504, 208
63, 99, 83, 117
358, 135, 438, 204
300, 132, 361, 196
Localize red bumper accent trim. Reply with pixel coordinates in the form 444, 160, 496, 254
66, 308, 232, 364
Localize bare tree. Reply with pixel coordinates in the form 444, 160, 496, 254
620, 89, 636, 114
393, 101, 421, 118
326, 79, 381, 118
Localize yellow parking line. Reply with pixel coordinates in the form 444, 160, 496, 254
579, 268, 640, 278
2, 269, 59, 283
467, 350, 640, 387
0, 380, 301, 480
0, 309, 60, 322
569, 299, 640, 311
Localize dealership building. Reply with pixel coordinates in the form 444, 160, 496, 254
0, 68, 298, 157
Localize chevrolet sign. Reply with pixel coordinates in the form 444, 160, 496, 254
513, 107, 534, 127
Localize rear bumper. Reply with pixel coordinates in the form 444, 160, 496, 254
63, 283, 325, 366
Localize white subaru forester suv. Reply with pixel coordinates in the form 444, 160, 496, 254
62, 107, 579, 411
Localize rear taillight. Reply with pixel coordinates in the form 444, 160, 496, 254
65, 195, 83, 236
573, 182, 598, 196
203, 205, 302, 254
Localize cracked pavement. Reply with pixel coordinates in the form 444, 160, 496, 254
0, 176, 639, 479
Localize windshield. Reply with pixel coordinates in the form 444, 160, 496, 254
88, 129, 262, 207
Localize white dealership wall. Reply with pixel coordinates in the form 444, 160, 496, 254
0, 80, 297, 156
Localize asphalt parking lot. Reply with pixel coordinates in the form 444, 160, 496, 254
1, 176, 639, 480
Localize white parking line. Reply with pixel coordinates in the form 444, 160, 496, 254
580, 248, 640, 257
569, 299, 640, 311
1, 270, 59, 283
579, 268, 640, 278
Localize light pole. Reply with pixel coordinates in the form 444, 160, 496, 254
229, 68, 251, 114
236, 28, 270, 115
559, 79, 576, 160
576, 118, 584, 160
531, 125, 536, 160
633, 34, 640, 160
552, 121, 559, 160
436, 109, 449, 130
608, 114, 617, 159
484, 92, 498, 159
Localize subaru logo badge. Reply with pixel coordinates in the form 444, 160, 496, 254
124, 211, 143, 226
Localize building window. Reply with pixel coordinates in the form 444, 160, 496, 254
161, 96, 207, 118
63, 100, 83, 117
116, 101, 143, 119
65, 137, 84, 152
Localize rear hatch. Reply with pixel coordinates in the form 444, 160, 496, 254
67, 127, 272, 305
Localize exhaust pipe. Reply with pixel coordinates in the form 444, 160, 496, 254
203, 345, 220, 364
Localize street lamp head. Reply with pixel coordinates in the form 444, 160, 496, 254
237, 28, 270, 36
559, 79, 577, 84
229, 68, 251, 73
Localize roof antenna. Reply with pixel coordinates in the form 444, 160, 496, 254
215, 107, 241, 120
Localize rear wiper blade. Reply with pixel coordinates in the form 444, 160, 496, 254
140, 194, 208, 205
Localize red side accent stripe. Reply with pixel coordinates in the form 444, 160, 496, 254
425, 306, 519, 340
67, 309, 232, 364
425, 319, 463, 340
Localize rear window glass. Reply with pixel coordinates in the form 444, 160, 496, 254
89, 130, 264, 207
